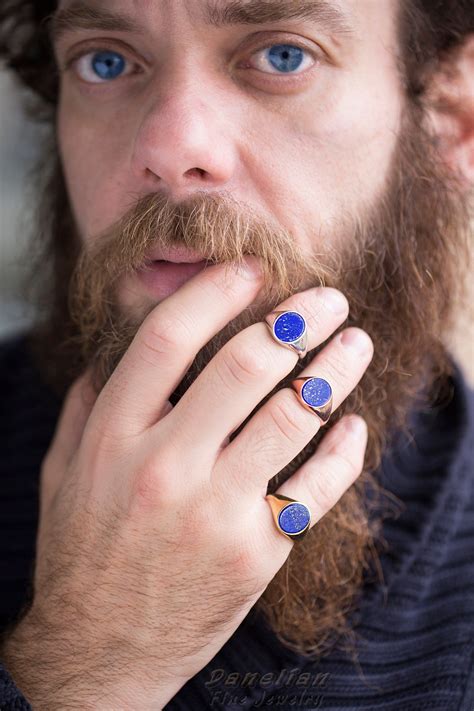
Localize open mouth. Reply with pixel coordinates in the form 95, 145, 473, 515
136, 258, 213, 299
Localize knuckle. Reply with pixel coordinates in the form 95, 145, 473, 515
267, 392, 313, 444
325, 350, 351, 386
218, 340, 270, 388
288, 292, 323, 327
330, 450, 362, 482
83, 413, 128, 458
308, 452, 361, 514
139, 310, 192, 360
282, 287, 348, 332
130, 447, 180, 511
218, 538, 266, 592
198, 267, 246, 304
308, 468, 340, 513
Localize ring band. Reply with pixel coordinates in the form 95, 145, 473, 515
265, 310, 308, 359
291, 376, 333, 424
265, 494, 311, 542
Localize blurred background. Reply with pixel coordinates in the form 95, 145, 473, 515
1, 66, 472, 383
0, 69, 46, 338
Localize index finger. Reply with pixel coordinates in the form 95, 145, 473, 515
90, 258, 263, 439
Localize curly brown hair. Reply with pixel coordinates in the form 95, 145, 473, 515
0, 0, 473, 112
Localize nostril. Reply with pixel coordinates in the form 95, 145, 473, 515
186, 167, 207, 178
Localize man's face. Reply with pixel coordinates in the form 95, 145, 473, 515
53, 0, 402, 311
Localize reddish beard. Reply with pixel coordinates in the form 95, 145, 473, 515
28, 104, 471, 659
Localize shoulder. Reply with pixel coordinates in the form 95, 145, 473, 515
411, 356, 474, 473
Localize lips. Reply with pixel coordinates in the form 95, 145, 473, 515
145, 245, 209, 264
135, 246, 214, 301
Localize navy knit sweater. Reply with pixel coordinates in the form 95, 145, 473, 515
0, 331, 473, 710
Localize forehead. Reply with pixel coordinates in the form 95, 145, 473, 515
54, 0, 397, 40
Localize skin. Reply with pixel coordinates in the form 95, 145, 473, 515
2, 1, 473, 708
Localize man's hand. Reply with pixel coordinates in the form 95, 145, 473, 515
2, 258, 373, 710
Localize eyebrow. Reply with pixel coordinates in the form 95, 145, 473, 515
49, 4, 142, 43
206, 0, 352, 33
49, 0, 353, 45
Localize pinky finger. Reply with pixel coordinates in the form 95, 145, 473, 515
273, 414, 368, 529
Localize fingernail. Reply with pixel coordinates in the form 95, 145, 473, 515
234, 256, 263, 280
346, 415, 367, 437
340, 328, 372, 355
323, 288, 348, 314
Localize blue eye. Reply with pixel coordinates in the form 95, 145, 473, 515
74, 50, 131, 83
92, 51, 126, 79
250, 44, 314, 75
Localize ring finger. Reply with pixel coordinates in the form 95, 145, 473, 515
214, 326, 373, 498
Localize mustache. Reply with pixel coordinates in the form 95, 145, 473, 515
66, 188, 351, 391
77, 190, 339, 301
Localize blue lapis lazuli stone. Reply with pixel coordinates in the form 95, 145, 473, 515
301, 378, 332, 408
278, 503, 310, 534
274, 311, 306, 343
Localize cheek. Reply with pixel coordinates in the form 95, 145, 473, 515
57, 98, 132, 243
300, 88, 400, 199
318, 46, 403, 207
243, 83, 401, 255
238, 42, 402, 250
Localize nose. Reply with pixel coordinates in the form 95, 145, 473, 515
130, 72, 237, 200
